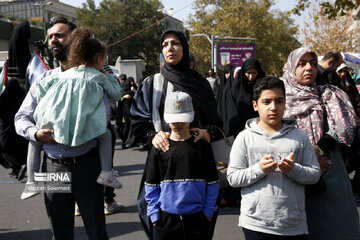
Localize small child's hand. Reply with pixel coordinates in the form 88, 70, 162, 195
35, 129, 56, 144
259, 155, 277, 174
278, 152, 295, 173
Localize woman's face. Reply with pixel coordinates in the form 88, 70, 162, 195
245, 68, 258, 81
337, 67, 347, 81
225, 69, 231, 79
295, 52, 317, 85
162, 33, 183, 65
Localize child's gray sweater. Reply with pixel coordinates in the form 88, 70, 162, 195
227, 118, 321, 236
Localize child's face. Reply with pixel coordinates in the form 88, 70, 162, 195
169, 122, 190, 134
253, 87, 285, 128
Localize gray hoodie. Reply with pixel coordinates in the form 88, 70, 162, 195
227, 118, 321, 236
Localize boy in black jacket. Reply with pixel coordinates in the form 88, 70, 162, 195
144, 91, 219, 240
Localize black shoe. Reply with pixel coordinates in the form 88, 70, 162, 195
128, 143, 136, 148
17, 165, 27, 181
121, 143, 127, 149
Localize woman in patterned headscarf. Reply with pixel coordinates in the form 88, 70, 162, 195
282, 47, 360, 240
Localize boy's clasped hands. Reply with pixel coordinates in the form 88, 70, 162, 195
259, 153, 295, 174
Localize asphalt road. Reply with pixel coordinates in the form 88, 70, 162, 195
0, 139, 242, 240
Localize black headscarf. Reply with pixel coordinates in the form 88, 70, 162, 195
122, 77, 137, 97
8, 21, 31, 77
122, 77, 132, 93
232, 58, 265, 104
160, 30, 221, 127
217, 58, 265, 137
338, 71, 360, 116
219, 64, 234, 90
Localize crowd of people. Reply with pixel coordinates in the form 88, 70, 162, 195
0, 16, 359, 240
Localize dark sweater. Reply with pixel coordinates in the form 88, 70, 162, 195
144, 136, 219, 223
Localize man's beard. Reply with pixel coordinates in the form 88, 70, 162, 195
51, 44, 68, 62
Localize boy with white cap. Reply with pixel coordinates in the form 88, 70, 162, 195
144, 91, 219, 240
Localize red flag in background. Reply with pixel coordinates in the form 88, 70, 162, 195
0, 58, 8, 96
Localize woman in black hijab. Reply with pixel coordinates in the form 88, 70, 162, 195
217, 58, 265, 137
118, 77, 137, 148
131, 30, 222, 147
217, 64, 235, 137
131, 29, 222, 239
8, 21, 31, 79
0, 79, 28, 179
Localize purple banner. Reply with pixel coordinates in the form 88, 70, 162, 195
217, 42, 256, 67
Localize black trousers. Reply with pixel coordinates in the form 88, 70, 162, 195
116, 99, 132, 143
43, 149, 108, 240
243, 228, 307, 240
154, 211, 211, 240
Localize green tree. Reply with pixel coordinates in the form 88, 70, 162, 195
292, 0, 360, 19
187, 0, 300, 76
77, 0, 164, 75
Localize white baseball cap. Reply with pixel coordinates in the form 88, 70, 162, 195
164, 91, 194, 123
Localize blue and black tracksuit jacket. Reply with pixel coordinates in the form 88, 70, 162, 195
144, 136, 219, 223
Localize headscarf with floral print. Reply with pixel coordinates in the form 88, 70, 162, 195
282, 47, 356, 146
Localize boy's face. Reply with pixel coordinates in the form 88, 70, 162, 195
253, 87, 285, 129
169, 122, 190, 134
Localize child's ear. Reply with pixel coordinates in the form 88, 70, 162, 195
252, 100, 258, 112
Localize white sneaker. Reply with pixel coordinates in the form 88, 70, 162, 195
21, 182, 40, 200
104, 201, 124, 215
75, 203, 81, 216
97, 170, 122, 189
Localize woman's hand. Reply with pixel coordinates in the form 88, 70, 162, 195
152, 131, 170, 152
190, 128, 210, 143
313, 145, 328, 172
121, 94, 132, 100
